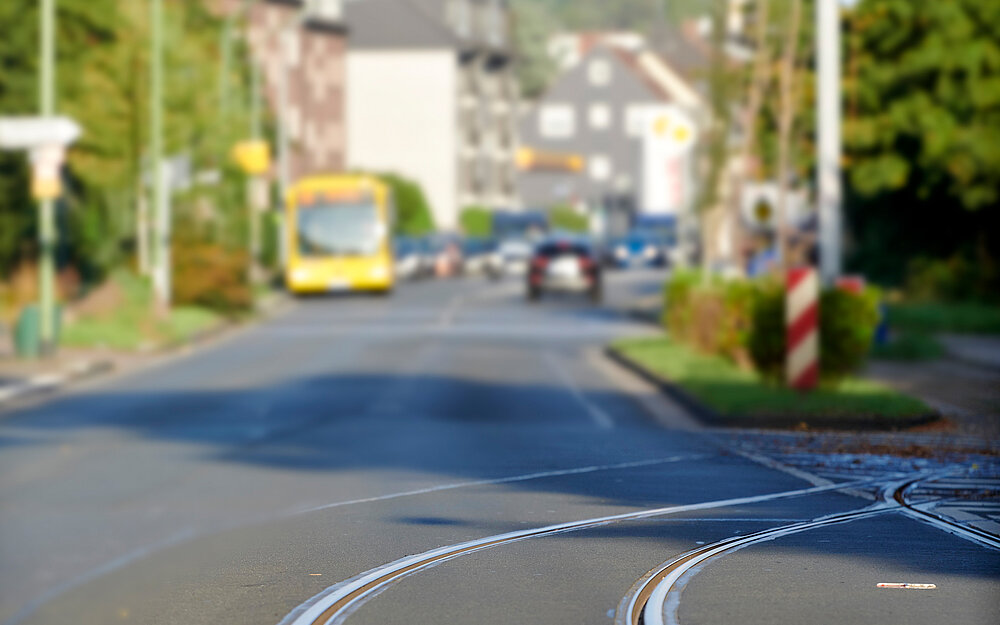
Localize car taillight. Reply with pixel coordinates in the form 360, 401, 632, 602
578, 256, 594, 269
531, 257, 549, 269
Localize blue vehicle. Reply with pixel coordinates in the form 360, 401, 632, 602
606, 232, 669, 269
492, 210, 549, 243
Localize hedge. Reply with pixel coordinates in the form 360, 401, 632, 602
460, 206, 493, 237
664, 270, 881, 386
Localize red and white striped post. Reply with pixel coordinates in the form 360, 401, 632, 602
786, 267, 819, 390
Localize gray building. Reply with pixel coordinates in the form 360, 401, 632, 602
518, 44, 670, 214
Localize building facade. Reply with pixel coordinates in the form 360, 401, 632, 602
210, 0, 348, 182
518, 41, 696, 216
344, 0, 518, 231
247, 0, 348, 181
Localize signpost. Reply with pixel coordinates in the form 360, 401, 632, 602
0, 116, 81, 150
0, 116, 83, 358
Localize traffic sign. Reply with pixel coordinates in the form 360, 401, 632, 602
232, 140, 271, 175
30, 144, 65, 200
0, 116, 81, 150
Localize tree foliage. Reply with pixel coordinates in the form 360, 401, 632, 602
844, 0, 1000, 212
0, 0, 255, 281
380, 173, 436, 237
841, 0, 1000, 288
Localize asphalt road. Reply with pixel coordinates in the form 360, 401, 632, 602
0, 271, 997, 625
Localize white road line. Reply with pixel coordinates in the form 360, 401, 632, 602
646, 506, 893, 625
295, 455, 701, 515
544, 351, 615, 429
278, 476, 890, 625
437, 294, 466, 327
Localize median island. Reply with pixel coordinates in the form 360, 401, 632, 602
610, 336, 932, 429
611, 271, 934, 430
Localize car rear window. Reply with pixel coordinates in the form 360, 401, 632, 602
538, 242, 591, 257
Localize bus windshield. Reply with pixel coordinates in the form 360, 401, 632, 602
297, 202, 380, 257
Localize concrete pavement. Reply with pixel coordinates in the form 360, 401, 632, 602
0, 271, 996, 625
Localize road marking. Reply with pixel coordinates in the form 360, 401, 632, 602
877, 582, 936, 589
624, 472, 998, 625
544, 351, 615, 429
639, 506, 892, 625
295, 455, 701, 515
278, 476, 890, 625
437, 294, 465, 327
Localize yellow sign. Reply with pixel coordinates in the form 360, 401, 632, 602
232, 140, 271, 175
516, 147, 585, 173
31, 144, 64, 200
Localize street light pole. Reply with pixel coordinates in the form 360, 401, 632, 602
816, 0, 842, 284
38, 0, 56, 355
150, 0, 169, 313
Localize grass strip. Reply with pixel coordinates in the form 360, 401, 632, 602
612, 336, 931, 427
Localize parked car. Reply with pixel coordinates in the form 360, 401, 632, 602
496, 238, 534, 277
394, 237, 424, 281
461, 237, 502, 279
605, 232, 668, 269
428, 235, 463, 278
526, 238, 602, 303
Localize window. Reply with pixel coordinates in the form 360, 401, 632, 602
308, 0, 343, 22
588, 59, 611, 86
539, 104, 575, 139
589, 155, 611, 181
624, 106, 648, 137
588, 104, 611, 130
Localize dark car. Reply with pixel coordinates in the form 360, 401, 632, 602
526, 239, 602, 303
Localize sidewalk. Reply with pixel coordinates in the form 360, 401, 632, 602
939, 333, 1000, 371
866, 356, 1000, 439
0, 290, 291, 409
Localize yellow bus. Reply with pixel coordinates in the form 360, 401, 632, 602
285, 174, 394, 294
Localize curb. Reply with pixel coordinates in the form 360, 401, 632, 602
604, 346, 726, 427
604, 345, 940, 431
0, 359, 115, 408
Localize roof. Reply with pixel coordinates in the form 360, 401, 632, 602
654, 23, 711, 79
344, 0, 460, 50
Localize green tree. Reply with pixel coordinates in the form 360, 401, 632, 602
549, 205, 589, 233
510, 1, 558, 99
0, 0, 255, 282
845, 0, 1000, 211
460, 206, 493, 237
842, 0, 1000, 288
380, 173, 436, 236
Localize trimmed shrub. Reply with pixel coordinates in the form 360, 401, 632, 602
460, 206, 493, 237
663, 271, 753, 366
549, 205, 589, 233
663, 269, 700, 343
172, 243, 252, 315
820, 286, 881, 382
665, 271, 881, 386
747, 280, 786, 384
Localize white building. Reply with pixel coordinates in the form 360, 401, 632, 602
344, 0, 519, 231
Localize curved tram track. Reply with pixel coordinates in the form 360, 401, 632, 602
618, 475, 1000, 625
277, 471, 999, 625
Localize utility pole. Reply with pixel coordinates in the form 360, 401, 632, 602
276, 6, 310, 270
150, 0, 170, 313
248, 56, 266, 283
776, 0, 802, 270
37, 0, 57, 355
816, 0, 842, 283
